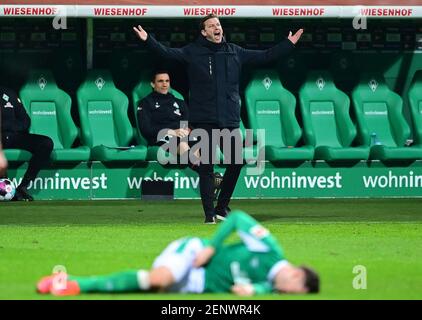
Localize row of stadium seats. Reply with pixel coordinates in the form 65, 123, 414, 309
5, 69, 248, 164
4, 68, 422, 165
246, 70, 422, 162
6, 70, 146, 163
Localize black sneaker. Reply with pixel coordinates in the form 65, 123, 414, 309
215, 206, 231, 221
213, 172, 223, 201
204, 215, 216, 224
13, 186, 34, 201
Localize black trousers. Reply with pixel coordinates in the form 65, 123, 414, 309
2, 132, 53, 187
191, 124, 245, 217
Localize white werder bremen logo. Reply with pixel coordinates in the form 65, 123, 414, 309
368, 79, 378, 92
316, 77, 325, 90
262, 76, 272, 90
95, 77, 105, 90
38, 77, 47, 90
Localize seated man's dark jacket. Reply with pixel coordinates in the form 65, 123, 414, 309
0, 86, 30, 136
137, 91, 188, 145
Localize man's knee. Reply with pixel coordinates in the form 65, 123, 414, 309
38, 136, 54, 154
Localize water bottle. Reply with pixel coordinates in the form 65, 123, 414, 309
370, 132, 377, 146
370, 132, 381, 146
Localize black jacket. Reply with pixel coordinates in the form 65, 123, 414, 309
0, 86, 30, 135
145, 34, 295, 128
137, 91, 188, 145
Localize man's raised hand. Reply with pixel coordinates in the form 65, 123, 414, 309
0, 150, 7, 176
133, 25, 148, 41
287, 28, 304, 45
231, 284, 255, 296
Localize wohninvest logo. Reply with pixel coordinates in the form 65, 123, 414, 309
12, 173, 108, 190
245, 171, 343, 190
127, 171, 344, 191
127, 171, 199, 190
362, 171, 422, 189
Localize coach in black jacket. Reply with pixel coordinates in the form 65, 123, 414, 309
0, 86, 53, 201
134, 15, 303, 223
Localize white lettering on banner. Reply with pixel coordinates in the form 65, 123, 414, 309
88, 110, 112, 115
359, 8, 413, 17
12, 173, 108, 190
93, 7, 147, 16
364, 111, 388, 115
3, 6, 58, 16
127, 171, 199, 190
32, 111, 56, 116
363, 171, 422, 188
257, 110, 280, 115
272, 7, 325, 16
311, 110, 334, 115
244, 171, 343, 189
183, 7, 236, 16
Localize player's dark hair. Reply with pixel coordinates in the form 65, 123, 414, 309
199, 14, 220, 32
300, 266, 320, 293
151, 70, 170, 82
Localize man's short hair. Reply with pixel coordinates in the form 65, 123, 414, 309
300, 266, 320, 293
199, 14, 219, 32
151, 70, 170, 82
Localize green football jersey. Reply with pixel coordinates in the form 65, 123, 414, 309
203, 210, 287, 294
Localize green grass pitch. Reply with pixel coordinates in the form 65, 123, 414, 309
0, 199, 421, 300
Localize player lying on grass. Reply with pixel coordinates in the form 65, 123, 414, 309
37, 210, 319, 296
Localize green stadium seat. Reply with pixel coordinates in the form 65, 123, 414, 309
3, 149, 31, 162
132, 72, 184, 162
77, 70, 147, 162
352, 73, 422, 161
299, 71, 369, 161
19, 70, 90, 162
245, 69, 314, 164
408, 71, 422, 147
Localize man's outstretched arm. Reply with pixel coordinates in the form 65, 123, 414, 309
0, 147, 7, 176
133, 25, 188, 63
238, 29, 304, 65
0, 111, 8, 175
